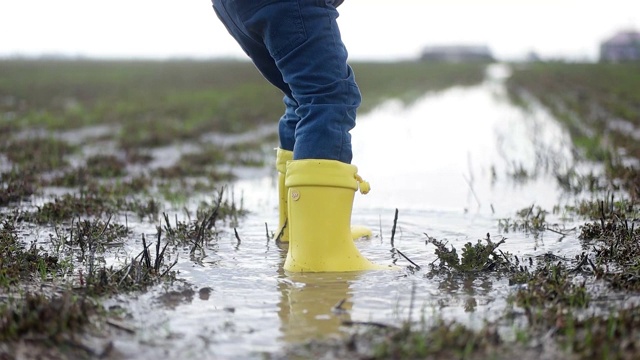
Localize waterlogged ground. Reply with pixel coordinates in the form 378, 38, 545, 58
77, 64, 612, 359
3, 61, 640, 359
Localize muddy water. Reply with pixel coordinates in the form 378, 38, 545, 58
107, 64, 596, 359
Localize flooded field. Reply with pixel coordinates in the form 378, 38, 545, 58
2, 61, 640, 359
98, 65, 593, 358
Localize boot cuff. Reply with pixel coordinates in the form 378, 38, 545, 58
285, 159, 358, 190
276, 148, 293, 173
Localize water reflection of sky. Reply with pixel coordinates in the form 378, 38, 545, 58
110, 65, 608, 359
351, 64, 575, 215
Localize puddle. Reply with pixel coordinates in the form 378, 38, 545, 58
101, 64, 605, 358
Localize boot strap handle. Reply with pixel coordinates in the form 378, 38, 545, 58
355, 175, 370, 195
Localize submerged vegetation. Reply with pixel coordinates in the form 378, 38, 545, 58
294, 200, 640, 359
507, 62, 640, 198
285, 62, 640, 359
2, 59, 640, 358
0, 59, 487, 357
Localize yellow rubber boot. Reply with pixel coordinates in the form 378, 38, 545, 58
284, 159, 390, 272
276, 148, 293, 242
275, 149, 372, 243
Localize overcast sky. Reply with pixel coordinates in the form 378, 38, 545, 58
1, 0, 638, 61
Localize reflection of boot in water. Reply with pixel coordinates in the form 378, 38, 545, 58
277, 271, 359, 344
274, 149, 372, 244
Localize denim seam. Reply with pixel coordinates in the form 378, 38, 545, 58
271, 0, 307, 60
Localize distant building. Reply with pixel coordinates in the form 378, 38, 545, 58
525, 51, 542, 63
600, 30, 640, 62
420, 45, 494, 63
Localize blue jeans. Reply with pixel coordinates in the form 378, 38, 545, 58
212, 0, 361, 163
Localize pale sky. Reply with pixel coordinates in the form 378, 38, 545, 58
1, 0, 638, 61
